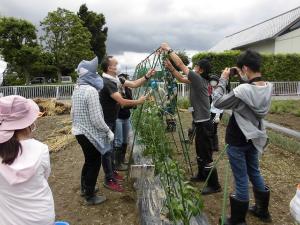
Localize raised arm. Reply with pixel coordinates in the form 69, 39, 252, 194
111, 91, 146, 107
160, 42, 190, 76
124, 69, 156, 88
164, 59, 190, 84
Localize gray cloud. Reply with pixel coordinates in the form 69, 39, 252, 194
1, 0, 299, 56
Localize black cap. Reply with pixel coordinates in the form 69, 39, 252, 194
209, 74, 219, 82
195, 59, 211, 74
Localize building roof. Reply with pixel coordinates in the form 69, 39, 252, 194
210, 6, 300, 52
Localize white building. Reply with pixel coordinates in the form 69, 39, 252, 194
210, 6, 300, 53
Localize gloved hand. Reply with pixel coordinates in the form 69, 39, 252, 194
107, 130, 114, 142
213, 115, 220, 124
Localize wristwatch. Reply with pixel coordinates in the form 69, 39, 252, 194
167, 49, 174, 54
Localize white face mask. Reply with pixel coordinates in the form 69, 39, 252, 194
210, 80, 218, 87
240, 67, 249, 82
240, 74, 249, 82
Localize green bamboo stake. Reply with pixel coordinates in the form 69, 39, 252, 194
220, 160, 230, 225
175, 163, 190, 225
188, 144, 228, 220
176, 105, 193, 175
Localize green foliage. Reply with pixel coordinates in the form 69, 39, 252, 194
132, 102, 203, 224
164, 51, 190, 72
177, 97, 190, 109
267, 130, 300, 155
220, 113, 230, 126
192, 51, 300, 81
78, 4, 108, 61
0, 17, 40, 84
0, 17, 37, 62
40, 8, 94, 81
15, 45, 42, 84
270, 100, 300, 117
3, 72, 25, 85
30, 52, 58, 80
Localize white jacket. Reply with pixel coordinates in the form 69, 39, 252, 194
0, 139, 55, 225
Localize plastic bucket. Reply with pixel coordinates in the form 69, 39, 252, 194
55, 222, 70, 225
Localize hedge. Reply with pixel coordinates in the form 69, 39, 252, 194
192, 51, 300, 81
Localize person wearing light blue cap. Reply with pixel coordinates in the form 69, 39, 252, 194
72, 56, 114, 205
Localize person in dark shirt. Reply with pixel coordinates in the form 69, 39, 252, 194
114, 73, 134, 171
161, 42, 221, 195
100, 56, 155, 192
213, 50, 273, 225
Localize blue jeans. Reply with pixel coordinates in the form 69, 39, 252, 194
114, 118, 131, 147
102, 121, 115, 182
227, 143, 265, 201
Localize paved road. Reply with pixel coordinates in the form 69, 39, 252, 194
272, 96, 300, 100
264, 120, 300, 140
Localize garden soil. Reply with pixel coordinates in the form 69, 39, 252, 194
34, 113, 300, 225
175, 112, 300, 225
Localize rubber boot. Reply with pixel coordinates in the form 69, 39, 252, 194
81, 186, 99, 196
85, 186, 106, 205
121, 143, 128, 165
221, 195, 248, 225
115, 147, 128, 171
249, 186, 272, 222
190, 157, 207, 182
80, 174, 99, 196
201, 166, 221, 195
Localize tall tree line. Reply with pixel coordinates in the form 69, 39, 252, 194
0, 4, 107, 85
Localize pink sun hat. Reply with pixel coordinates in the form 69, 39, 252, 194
0, 95, 40, 143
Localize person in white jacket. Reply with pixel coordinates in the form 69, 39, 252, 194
209, 75, 224, 152
0, 95, 55, 225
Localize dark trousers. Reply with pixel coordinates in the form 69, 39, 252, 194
75, 135, 101, 190
194, 120, 214, 165
102, 121, 116, 182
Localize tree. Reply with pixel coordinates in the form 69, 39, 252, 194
30, 51, 57, 81
78, 4, 108, 61
0, 17, 40, 84
40, 8, 94, 82
15, 45, 42, 84
169, 51, 190, 71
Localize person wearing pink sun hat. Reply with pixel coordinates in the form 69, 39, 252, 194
0, 95, 55, 225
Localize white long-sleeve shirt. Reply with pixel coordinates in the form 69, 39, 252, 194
0, 139, 55, 225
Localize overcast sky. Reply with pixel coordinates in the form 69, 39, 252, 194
0, 0, 300, 73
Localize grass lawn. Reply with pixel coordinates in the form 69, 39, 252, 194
269, 100, 300, 117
